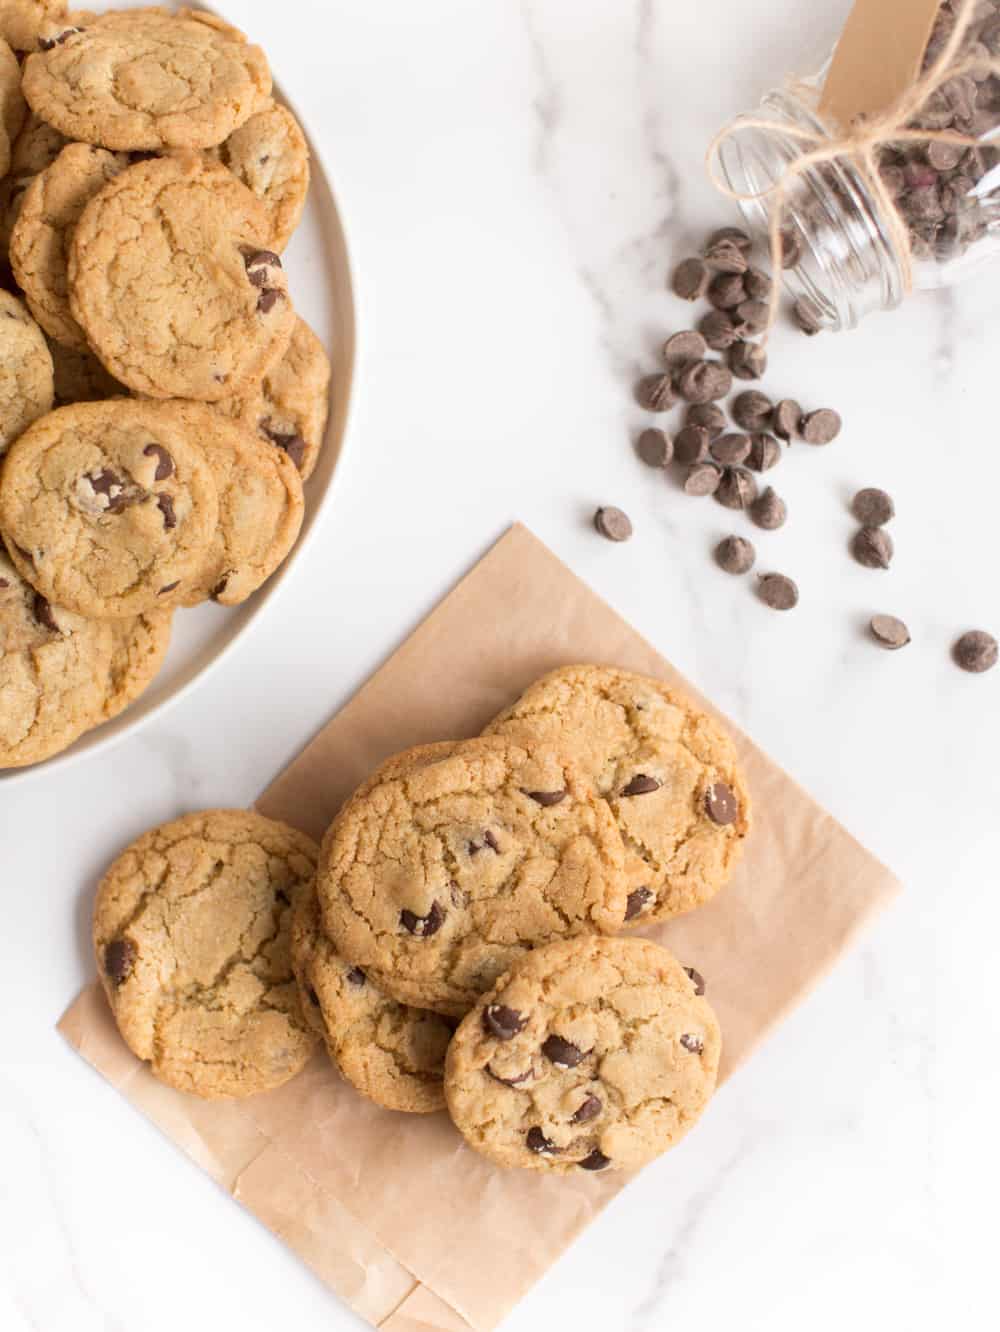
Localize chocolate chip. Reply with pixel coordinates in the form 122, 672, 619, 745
143, 443, 174, 480
757, 572, 799, 610
32, 592, 59, 633
400, 901, 445, 936
571, 1095, 602, 1125
799, 409, 842, 445
779, 225, 803, 268
684, 966, 706, 996
672, 257, 709, 301
210, 574, 231, 600
624, 887, 653, 921
526, 1127, 559, 1155
954, 630, 998, 674
542, 1034, 586, 1068
772, 400, 801, 440
732, 391, 773, 432
710, 433, 752, 466
578, 1150, 611, 1171
747, 433, 781, 472
594, 507, 633, 542
715, 535, 755, 575
261, 419, 307, 470
707, 272, 746, 310
522, 788, 567, 807
705, 782, 738, 825
636, 373, 676, 412
307, 985, 320, 1006
38, 26, 83, 49
792, 298, 822, 335
852, 488, 894, 526
257, 288, 284, 314
346, 967, 366, 986
750, 486, 787, 531
487, 1064, 533, 1087
697, 310, 741, 351
88, 468, 140, 513
708, 226, 753, 254
680, 1033, 704, 1053
732, 300, 769, 337
662, 330, 707, 365
484, 1004, 527, 1039
158, 581, 180, 595
870, 615, 911, 650
728, 342, 767, 380
853, 527, 894, 570
469, 830, 501, 855
676, 360, 732, 404
674, 426, 711, 466
704, 240, 748, 274
714, 468, 757, 511
244, 249, 282, 284
684, 462, 723, 497
621, 774, 660, 796
637, 428, 672, 468
743, 266, 772, 300
685, 403, 726, 438
104, 938, 137, 985
157, 493, 176, 530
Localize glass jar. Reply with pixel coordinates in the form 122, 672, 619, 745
712, 1, 1000, 331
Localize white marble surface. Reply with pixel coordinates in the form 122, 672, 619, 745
2, 1, 998, 1328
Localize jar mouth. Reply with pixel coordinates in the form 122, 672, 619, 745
714, 90, 906, 331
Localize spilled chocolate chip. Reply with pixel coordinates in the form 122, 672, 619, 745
704, 239, 748, 274
636, 373, 676, 412
732, 391, 773, 433
672, 257, 709, 301
747, 433, 781, 472
714, 468, 757, 511
792, 298, 822, 335
483, 1004, 527, 1040
683, 462, 723, 497
157, 493, 177, 530
705, 782, 738, 826
674, 425, 711, 466
32, 592, 59, 633
621, 774, 660, 797
757, 573, 799, 611
637, 428, 672, 468
779, 225, 804, 269
954, 630, 998, 674
750, 486, 787, 531
542, 1034, 586, 1068
684, 966, 706, 996
870, 615, 911, 650
662, 330, 707, 365
143, 443, 174, 480
707, 272, 746, 310
743, 266, 772, 300
526, 1127, 559, 1155
522, 788, 567, 807
571, 1095, 603, 1125
853, 527, 894, 570
680, 1033, 704, 1054
707, 226, 753, 254
728, 342, 767, 380
578, 1150, 611, 1171
852, 487, 894, 527
345, 967, 366, 986
799, 408, 842, 445
698, 310, 741, 351
771, 399, 801, 441
732, 299, 769, 337
676, 360, 732, 404
104, 938, 137, 985
685, 403, 727, 438
400, 900, 445, 937
715, 535, 755, 576
624, 887, 653, 921
710, 433, 752, 467
594, 505, 633, 543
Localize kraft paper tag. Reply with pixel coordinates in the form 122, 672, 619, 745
820, 0, 943, 129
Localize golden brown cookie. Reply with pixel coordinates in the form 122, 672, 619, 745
101, 608, 172, 722
0, 288, 54, 457
445, 936, 721, 1174
22, 8, 271, 149
0, 110, 69, 259
0, 399, 219, 618
292, 877, 453, 1114
93, 809, 320, 1100
217, 101, 309, 252
485, 666, 751, 925
68, 153, 295, 401
0, 0, 66, 53
0, 36, 26, 179
317, 735, 629, 1017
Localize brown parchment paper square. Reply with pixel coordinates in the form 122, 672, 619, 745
58, 523, 901, 1332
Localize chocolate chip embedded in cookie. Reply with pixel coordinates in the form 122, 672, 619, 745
0, 399, 219, 619
0, 1, 68, 54
217, 102, 310, 252
484, 665, 751, 925
93, 809, 320, 1100
68, 153, 295, 402
21, 8, 271, 149
444, 936, 721, 1173
316, 736, 629, 1018
292, 877, 452, 1114
0, 289, 54, 457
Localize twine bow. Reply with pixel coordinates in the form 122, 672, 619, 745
705, 0, 1000, 335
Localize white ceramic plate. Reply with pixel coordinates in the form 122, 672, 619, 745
1, 80, 358, 786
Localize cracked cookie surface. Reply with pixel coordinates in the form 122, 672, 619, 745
0, 398, 219, 618
292, 876, 452, 1114
216, 315, 330, 481
0, 110, 69, 258
485, 665, 751, 925
93, 809, 320, 1100
0, 544, 111, 767
445, 936, 721, 1174
163, 401, 304, 607
21, 8, 271, 149
0, 289, 54, 457
68, 153, 295, 401
216, 101, 309, 252
317, 736, 629, 1018
101, 607, 171, 721
11, 141, 130, 349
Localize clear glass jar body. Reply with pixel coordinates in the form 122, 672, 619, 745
714, 59, 1000, 331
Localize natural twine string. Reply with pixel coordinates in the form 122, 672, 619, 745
705, 0, 1000, 335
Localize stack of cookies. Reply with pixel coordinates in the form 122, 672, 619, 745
93, 665, 752, 1179
0, 4, 332, 769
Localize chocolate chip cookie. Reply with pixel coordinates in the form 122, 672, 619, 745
317, 736, 629, 1018
93, 809, 320, 1099
68, 153, 295, 401
0, 544, 112, 767
292, 876, 453, 1114
445, 936, 721, 1174
0, 36, 26, 180
0, 110, 68, 259
101, 608, 172, 722
11, 142, 130, 349
485, 666, 751, 925
0, 399, 219, 618
162, 402, 304, 607
217, 101, 309, 253
0, 0, 67, 53
216, 315, 331, 481
0, 288, 54, 456
22, 8, 271, 150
